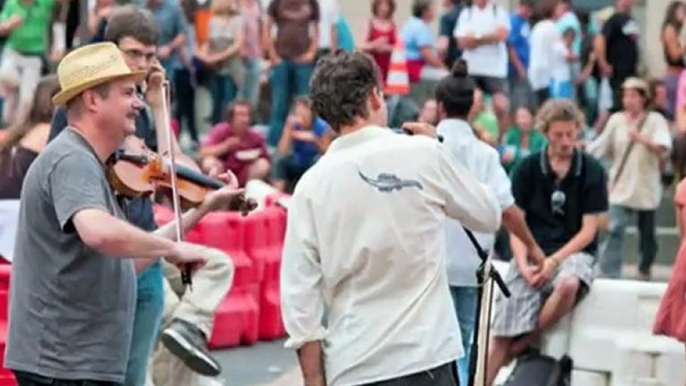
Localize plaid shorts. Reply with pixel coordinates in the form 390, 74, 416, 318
491, 252, 595, 337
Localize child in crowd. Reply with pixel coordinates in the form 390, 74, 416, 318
549, 28, 577, 99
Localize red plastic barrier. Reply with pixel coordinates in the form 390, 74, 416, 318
244, 207, 287, 340
153, 204, 174, 226
258, 282, 285, 341
198, 212, 256, 288
0, 266, 15, 385
152, 204, 204, 245
265, 191, 290, 208
261, 208, 285, 285
208, 284, 259, 349
154, 203, 289, 344
243, 213, 268, 284
260, 208, 287, 340
0, 265, 10, 324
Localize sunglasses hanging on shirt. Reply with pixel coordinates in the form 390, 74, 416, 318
551, 182, 566, 217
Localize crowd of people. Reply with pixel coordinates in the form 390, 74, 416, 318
0, 0, 686, 386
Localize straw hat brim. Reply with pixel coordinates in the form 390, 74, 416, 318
52, 70, 148, 106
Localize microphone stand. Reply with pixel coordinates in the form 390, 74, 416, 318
464, 227, 511, 386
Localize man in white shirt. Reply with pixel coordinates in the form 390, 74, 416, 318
454, 0, 511, 136
280, 51, 503, 386
431, 60, 545, 385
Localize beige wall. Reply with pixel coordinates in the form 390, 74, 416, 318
340, 0, 671, 77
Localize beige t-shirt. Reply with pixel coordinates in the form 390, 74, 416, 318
588, 111, 672, 210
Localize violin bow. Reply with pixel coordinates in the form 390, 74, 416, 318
160, 80, 193, 290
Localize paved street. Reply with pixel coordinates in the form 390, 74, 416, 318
213, 339, 299, 386
207, 261, 675, 386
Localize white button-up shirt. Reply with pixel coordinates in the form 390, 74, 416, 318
280, 126, 502, 386
437, 119, 515, 287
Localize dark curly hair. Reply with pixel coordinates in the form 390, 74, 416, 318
309, 51, 383, 133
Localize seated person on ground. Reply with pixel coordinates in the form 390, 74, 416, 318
272, 96, 333, 192
199, 100, 270, 187
469, 88, 499, 146
485, 99, 609, 386
417, 98, 439, 126
501, 106, 548, 173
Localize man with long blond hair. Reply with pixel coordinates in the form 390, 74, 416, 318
486, 99, 608, 386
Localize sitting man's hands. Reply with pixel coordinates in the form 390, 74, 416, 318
531, 257, 562, 288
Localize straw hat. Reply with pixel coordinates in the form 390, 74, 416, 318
52, 42, 147, 106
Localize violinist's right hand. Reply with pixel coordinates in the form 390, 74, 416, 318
167, 241, 209, 274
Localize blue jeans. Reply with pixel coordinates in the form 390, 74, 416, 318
240, 58, 262, 108
125, 262, 164, 386
267, 60, 314, 147
599, 205, 657, 278
449, 286, 478, 386
210, 73, 237, 125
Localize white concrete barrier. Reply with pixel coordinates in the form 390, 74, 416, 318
490, 261, 685, 386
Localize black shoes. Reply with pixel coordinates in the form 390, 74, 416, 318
161, 318, 222, 377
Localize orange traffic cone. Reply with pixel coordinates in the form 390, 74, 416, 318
384, 38, 410, 96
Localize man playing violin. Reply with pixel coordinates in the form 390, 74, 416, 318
48, 7, 235, 385
4, 42, 239, 386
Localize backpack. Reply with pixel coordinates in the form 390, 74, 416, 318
503, 349, 573, 386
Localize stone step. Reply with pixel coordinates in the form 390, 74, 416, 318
599, 226, 678, 276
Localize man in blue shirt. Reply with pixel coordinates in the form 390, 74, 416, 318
507, 0, 534, 112
272, 96, 333, 192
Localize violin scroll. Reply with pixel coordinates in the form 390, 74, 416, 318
232, 193, 258, 216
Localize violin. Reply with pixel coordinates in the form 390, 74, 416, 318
106, 136, 258, 215
106, 79, 256, 288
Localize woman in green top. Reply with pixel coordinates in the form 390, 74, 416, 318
501, 106, 548, 173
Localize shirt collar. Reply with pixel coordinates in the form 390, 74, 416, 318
436, 119, 477, 141
326, 125, 392, 153
539, 146, 583, 178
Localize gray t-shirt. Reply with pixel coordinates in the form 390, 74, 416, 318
208, 15, 244, 77
5, 128, 136, 383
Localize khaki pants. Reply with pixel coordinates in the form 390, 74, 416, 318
148, 246, 234, 386
0, 48, 43, 125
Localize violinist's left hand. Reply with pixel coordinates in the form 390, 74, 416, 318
145, 59, 166, 110
202, 170, 244, 212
